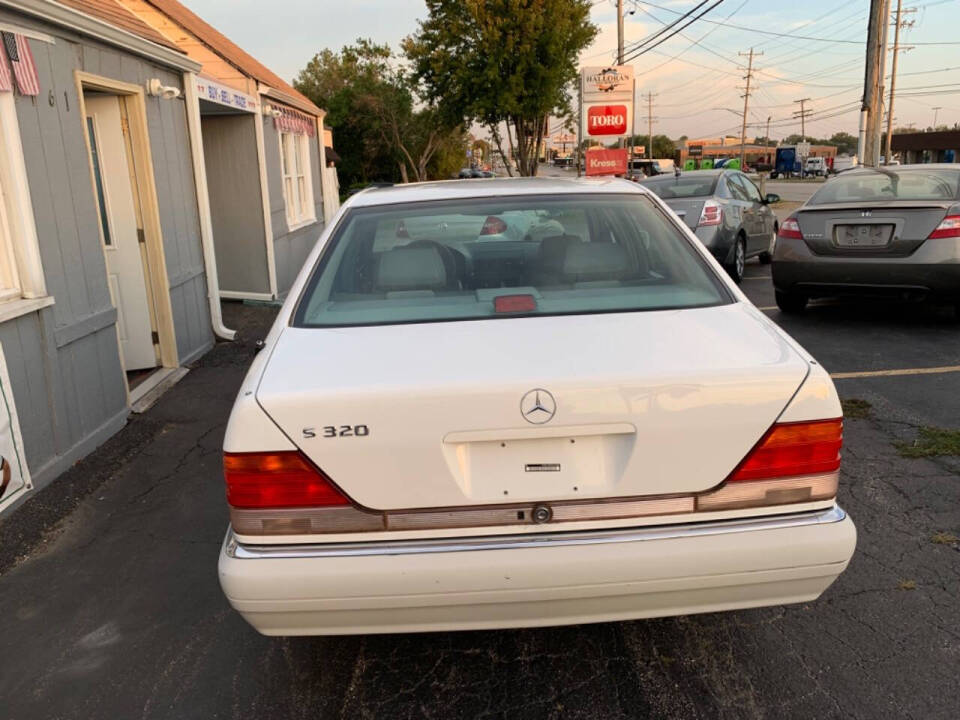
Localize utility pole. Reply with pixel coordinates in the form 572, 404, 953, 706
766, 115, 772, 165
793, 98, 813, 142
860, 0, 892, 166
646, 92, 656, 157
738, 48, 761, 169
885, 1, 916, 163
617, 0, 625, 64
933, 106, 942, 128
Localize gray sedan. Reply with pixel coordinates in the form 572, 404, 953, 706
772, 164, 960, 315
638, 170, 780, 283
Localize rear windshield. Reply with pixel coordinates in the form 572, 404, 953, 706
809, 168, 960, 204
639, 175, 718, 199
293, 194, 730, 328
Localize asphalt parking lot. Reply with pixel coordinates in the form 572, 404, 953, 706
2, 229, 959, 718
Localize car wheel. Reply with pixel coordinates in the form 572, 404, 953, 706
726, 237, 746, 284
775, 290, 808, 314
758, 225, 776, 264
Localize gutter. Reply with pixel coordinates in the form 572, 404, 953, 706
258, 83, 324, 119
182, 71, 235, 340
0, 0, 202, 73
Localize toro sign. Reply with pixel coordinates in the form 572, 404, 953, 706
587, 105, 628, 136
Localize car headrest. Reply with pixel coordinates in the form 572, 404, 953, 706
561, 242, 632, 282
375, 247, 447, 292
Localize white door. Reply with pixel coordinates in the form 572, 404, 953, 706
84, 95, 157, 371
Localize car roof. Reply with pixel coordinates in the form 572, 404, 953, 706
346, 177, 649, 208
839, 163, 960, 174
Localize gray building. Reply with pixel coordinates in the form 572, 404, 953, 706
139, 0, 335, 302
0, 0, 221, 509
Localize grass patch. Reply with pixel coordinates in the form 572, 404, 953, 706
895, 426, 960, 458
898, 579, 917, 591
931, 531, 958, 545
842, 398, 872, 420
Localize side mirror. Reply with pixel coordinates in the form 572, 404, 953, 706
764, 193, 781, 205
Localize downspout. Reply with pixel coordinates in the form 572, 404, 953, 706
181, 71, 235, 340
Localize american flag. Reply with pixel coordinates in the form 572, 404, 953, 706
1, 33, 39, 96
0, 35, 11, 93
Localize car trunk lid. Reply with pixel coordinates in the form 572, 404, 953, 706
660, 198, 707, 230
796, 202, 950, 257
256, 305, 809, 511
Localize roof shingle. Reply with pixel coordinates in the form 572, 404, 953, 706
56, 0, 181, 51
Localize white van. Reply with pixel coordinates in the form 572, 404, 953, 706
805, 157, 828, 176
832, 155, 858, 174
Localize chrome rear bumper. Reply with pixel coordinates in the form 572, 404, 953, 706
225, 506, 847, 559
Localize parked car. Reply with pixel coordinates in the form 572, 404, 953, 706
638, 169, 781, 283
218, 177, 855, 636
772, 164, 960, 315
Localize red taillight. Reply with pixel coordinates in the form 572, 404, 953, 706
928, 215, 960, 239
778, 217, 803, 240
396, 220, 409, 238
224, 451, 350, 509
729, 419, 842, 482
480, 216, 508, 235
697, 200, 722, 227
494, 294, 537, 313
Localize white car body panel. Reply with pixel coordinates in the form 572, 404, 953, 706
219, 177, 855, 635
255, 304, 808, 510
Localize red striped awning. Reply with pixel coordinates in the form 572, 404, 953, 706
273, 107, 315, 136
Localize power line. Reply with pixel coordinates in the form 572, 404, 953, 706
632, 0, 960, 45
621, 0, 726, 64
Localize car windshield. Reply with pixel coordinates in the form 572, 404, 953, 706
639, 175, 718, 199
809, 168, 960, 204
293, 194, 730, 327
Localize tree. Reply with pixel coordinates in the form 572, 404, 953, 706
828, 132, 857, 155
404, 0, 597, 177
622, 134, 675, 158
294, 40, 466, 188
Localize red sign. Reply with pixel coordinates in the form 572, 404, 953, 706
585, 149, 628, 176
587, 104, 628, 136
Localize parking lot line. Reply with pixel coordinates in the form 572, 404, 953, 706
831, 365, 960, 380
741, 276, 770, 281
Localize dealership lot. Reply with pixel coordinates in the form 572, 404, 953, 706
1, 266, 959, 718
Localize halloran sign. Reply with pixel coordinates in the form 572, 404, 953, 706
581, 65, 634, 140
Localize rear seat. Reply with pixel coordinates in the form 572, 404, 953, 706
374, 247, 448, 295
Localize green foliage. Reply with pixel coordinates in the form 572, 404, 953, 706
404, 0, 597, 176
621, 134, 676, 158
778, 131, 857, 155
294, 39, 466, 187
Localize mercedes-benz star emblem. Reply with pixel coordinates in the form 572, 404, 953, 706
520, 389, 556, 424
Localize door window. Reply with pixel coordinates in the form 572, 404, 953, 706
725, 174, 750, 202
737, 174, 763, 203
86, 117, 113, 246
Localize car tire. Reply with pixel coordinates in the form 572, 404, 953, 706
775, 290, 808, 314
758, 224, 776, 264
726, 237, 746, 284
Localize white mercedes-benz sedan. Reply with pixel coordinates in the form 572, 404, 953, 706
218, 177, 856, 636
